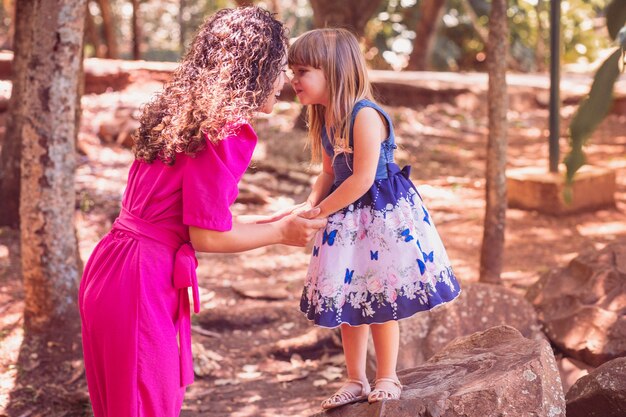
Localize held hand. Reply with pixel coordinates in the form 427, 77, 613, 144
257, 202, 309, 224
278, 212, 327, 247
298, 206, 324, 219
291, 202, 313, 216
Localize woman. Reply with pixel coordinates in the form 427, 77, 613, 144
78, 7, 326, 417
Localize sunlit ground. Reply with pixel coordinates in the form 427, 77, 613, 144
0, 72, 625, 415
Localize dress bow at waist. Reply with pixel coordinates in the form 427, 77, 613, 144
113, 207, 199, 387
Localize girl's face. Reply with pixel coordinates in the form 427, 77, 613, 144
289, 65, 328, 107
259, 64, 289, 114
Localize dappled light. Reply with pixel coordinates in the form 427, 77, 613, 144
0, 0, 625, 415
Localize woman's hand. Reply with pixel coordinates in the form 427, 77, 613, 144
291, 201, 313, 216
256, 202, 310, 224
277, 208, 326, 246
297, 205, 326, 220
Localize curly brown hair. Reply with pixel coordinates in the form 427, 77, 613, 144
133, 7, 288, 165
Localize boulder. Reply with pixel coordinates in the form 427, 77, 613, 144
526, 240, 626, 367
565, 357, 626, 417
373, 282, 543, 373
314, 326, 565, 417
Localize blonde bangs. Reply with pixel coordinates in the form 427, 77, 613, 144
288, 31, 325, 69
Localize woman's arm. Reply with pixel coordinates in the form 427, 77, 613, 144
314, 107, 385, 218
238, 150, 334, 222
189, 210, 326, 253
234, 214, 273, 224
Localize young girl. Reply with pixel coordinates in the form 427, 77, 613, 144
288, 28, 461, 409
78, 8, 326, 417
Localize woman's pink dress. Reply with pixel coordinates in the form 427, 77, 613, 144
78, 124, 257, 417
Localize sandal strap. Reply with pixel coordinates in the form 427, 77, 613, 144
345, 378, 366, 389
374, 377, 402, 388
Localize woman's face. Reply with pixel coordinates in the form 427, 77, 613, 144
259, 63, 289, 114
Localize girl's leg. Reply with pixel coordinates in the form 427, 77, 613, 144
321, 324, 371, 408
370, 321, 401, 399
340, 323, 370, 385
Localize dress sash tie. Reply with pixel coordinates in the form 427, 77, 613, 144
113, 207, 199, 387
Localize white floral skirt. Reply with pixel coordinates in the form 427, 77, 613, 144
300, 164, 461, 328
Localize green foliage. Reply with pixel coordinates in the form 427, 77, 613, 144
564, 0, 626, 184
365, 0, 418, 70
564, 49, 622, 182
366, 0, 612, 71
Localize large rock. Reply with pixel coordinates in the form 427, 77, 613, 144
526, 240, 626, 367
314, 326, 565, 417
565, 357, 626, 417
374, 282, 542, 372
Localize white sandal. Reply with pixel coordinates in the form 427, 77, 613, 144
321, 378, 371, 410
368, 377, 403, 403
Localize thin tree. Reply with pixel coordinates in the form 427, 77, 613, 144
179, 0, 186, 54
96, 0, 118, 58
84, 0, 104, 57
534, 0, 546, 72
0, 0, 33, 228
2, 0, 14, 49
407, 0, 446, 70
479, 0, 508, 284
132, 0, 141, 59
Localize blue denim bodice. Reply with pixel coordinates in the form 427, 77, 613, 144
321, 99, 396, 186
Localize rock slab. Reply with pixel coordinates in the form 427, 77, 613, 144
378, 282, 542, 373
526, 239, 626, 367
565, 357, 626, 417
317, 325, 565, 417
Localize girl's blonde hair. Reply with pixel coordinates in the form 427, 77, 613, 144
134, 7, 288, 165
288, 28, 374, 163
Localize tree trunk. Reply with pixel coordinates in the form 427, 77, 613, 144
407, 0, 446, 70
20, 0, 85, 333
309, 0, 383, 37
132, 0, 141, 59
179, 0, 185, 54
96, 0, 117, 58
534, 0, 546, 72
0, 0, 34, 228
457, 0, 521, 71
2, 0, 14, 49
84, 0, 104, 57
479, 0, 508, 285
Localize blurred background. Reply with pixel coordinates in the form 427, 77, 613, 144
0, 0, 614, 72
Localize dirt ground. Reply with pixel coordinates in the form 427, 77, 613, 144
1, 86, 625, 416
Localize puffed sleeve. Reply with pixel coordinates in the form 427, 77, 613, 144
182, 124, 258, 231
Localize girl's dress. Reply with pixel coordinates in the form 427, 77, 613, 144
79, 124, 257, 417
300, 100, 461, 328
